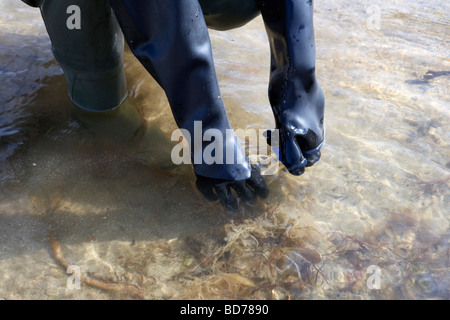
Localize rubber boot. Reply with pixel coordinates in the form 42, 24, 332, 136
108, 0, 251, 181
260, 0, 325, 176
35, 0, 127, 112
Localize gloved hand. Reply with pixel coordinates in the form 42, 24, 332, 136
261, 0, 325, 176
196, 165, 269, 211
265, 87, 325, 176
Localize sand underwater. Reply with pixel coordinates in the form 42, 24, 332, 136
0, 0, 448, 299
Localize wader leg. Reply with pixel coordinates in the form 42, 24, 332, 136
36, 0, 127, 112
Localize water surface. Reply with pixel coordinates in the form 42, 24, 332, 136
0, 0, 448, 299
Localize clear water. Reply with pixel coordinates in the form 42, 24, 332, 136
0, 0, 448, 300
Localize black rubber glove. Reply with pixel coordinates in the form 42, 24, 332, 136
196, 165, 269, 211
261, 0, 325, 176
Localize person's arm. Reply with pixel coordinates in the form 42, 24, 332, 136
109, 0, 269, 210
261, 0, 325, 176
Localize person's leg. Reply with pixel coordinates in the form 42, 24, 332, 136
36, 0, 127, 112
260, 0, 325, 176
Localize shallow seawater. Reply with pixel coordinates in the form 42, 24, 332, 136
0, 0, 448, 300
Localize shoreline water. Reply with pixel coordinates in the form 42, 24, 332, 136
0, 0, 448, 300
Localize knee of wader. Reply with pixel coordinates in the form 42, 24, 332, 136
199, 0, 260, 31
60, 63, 128, 113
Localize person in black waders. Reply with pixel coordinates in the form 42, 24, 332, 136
21, 0, 325, 212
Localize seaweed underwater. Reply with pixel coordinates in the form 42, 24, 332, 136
44, 200, 449, 300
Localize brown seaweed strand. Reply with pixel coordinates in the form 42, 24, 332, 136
47, 230, 144, 299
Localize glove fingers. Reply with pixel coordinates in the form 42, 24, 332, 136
246, 166, 270, 199
296, 130, 323, 168
282, 136, 307, 176
196, 179, 219, 201
231, 181, 257, 203
305, 149, 321, 167
214, 184, 238, 212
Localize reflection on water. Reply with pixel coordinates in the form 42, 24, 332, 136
0, 0, 448, 299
